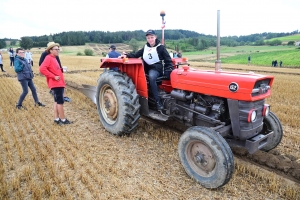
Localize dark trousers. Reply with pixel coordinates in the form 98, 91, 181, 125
17, 79, 39, 106
148, 69, 163, 102
9, 57, 14, 66
0, 64, 4, 71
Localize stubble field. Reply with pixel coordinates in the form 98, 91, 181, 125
0, 54, 299, 199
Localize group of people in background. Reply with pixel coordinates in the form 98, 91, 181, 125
7, 31, 183, 122
169, 50, 182, 58
1, 47, 34, 72
272, 60, 283, 67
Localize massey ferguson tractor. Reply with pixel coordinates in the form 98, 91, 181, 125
78, 11, 283, 188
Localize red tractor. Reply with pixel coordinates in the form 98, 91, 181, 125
79, 57, 283, 189
78, 10, 282, 189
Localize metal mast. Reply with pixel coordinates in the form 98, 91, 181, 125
160, 11, 166, 45
215, 10, 221, 72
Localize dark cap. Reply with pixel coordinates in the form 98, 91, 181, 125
145, 29, 156, 36
109, 45, 116, 49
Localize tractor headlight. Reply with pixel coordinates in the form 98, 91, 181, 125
248, 109, 257, 123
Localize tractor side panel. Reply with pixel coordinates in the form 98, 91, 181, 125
159, 80, 173, 93
170, 68, 274, 101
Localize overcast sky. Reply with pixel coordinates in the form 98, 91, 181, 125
1, 0, 299, 39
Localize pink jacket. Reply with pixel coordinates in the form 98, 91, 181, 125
39, 54, 66, 89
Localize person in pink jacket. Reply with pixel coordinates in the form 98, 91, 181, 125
39, 43, 72, 125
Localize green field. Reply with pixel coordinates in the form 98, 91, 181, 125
184, 45, 295, 55
264, 34, 300, 42
221, 49, 300, 67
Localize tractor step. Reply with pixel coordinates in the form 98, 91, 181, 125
147, 110, 169, 121
245, 131, 274, 154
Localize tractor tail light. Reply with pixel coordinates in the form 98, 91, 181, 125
262, 104, 270, 117
248, 109, 257, 123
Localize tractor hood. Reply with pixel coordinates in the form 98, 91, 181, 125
170, 66, 274, 101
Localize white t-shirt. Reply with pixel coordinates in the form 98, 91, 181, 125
0, 54, 2, 64
143, 44, 161, 65
25, 52, 33, 62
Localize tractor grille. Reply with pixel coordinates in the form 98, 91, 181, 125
239, 99, 265, 131
252, 79, 271, 97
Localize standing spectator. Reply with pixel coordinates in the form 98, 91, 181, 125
122, 29, 173, 111
173, 51, 178, 58
248, 55, 251, 65
39, 42, 71, 102
279, 60, 282, 67
39, 42, 72, 125
274, 60, 278, 67
105, 44, 121, 71
25, 49, 33, 66
8, 47, 15, 67
39, 42, 63, 69
0, 50, 6, 72
272, 60, 275, 67
177, 51, 182, 58
14, 48, 45, 109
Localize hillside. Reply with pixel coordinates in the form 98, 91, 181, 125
264, 34, 300, 42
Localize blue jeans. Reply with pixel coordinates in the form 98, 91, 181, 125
10, 57, 14, 66
148, 69, 163, 102
17, 79, 39, 106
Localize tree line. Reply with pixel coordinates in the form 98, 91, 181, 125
0, 29, 298, 51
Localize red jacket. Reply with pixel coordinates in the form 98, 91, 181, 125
39, 54, 66, 89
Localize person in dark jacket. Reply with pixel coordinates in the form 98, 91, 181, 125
14, 48, 45, 109
105, 44, 121, 71
39, 42, 71, 102
122, 29, 173, 110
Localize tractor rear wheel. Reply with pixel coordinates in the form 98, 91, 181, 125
261, 112, 283, 152
178, 126, 234, 188
96, 70, 141, 136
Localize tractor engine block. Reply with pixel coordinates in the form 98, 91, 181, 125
163, 89, 228, 127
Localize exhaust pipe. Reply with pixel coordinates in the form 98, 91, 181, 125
215, 10, 221, 72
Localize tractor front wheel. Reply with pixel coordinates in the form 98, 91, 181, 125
96, 70, 140, 136
178, 126, 234, 188
261, 112, 283, 152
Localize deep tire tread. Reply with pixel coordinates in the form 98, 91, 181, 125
96, 71, 141, 136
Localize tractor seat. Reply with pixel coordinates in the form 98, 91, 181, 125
145, 74, 169, 85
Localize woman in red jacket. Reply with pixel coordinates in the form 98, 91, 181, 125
39, 43, 72, 125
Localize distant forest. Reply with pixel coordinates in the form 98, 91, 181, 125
1, 29, 299, 52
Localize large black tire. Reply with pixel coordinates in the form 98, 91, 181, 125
261, 112, 283, 152
96, 70, 141, 136
178, 126, 234, 188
